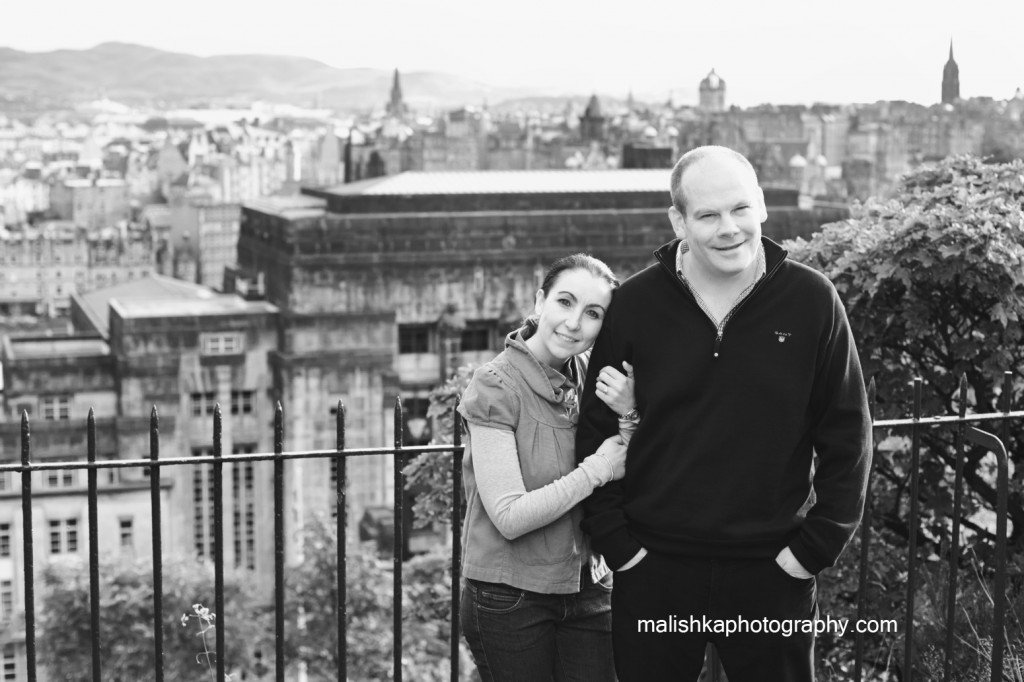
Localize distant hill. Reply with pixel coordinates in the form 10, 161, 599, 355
0, 42, 562, 112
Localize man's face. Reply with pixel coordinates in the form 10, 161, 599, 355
668, 155, 767, 282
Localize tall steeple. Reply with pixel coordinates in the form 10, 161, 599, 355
387, 68, 407, 118
942, 39, 960, 105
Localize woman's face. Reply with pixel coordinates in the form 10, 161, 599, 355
527, 268, 613, 368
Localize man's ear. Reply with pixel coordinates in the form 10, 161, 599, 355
757, 187, 768, 223
668, 206, 687, 240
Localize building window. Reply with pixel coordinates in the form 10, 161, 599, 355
0, 472, 9, 492
119, 518, 133, 550
49, 518, 79, 554
0, 524, 10, 557
44, 468, 76, 489
461, 321, 494, 352
403, 396, 432, 445
398, 324, 432, 354
200, 332, 245, 356
0, 581, 11, 622
192, 448, 214, 560
230, 390, 255, 415
2, 644, 14, 680
190, 392, 217, 417
232, 445, 256, 570
40, 395, 71, 421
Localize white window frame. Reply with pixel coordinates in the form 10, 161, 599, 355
49, 518, 79, 555
40, 395, 71, 421
201, 332, 245, 356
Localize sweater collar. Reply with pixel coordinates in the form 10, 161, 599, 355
504, 323, 581, 407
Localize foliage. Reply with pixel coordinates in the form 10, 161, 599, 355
38, 557, 273, 681
786, 155, 1024, 678
284, 517, 478, 681
404, 364, 476, 529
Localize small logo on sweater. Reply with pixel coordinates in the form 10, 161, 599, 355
775, 331, 792, 343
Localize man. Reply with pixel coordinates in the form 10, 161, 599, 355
578, 146, 872, 681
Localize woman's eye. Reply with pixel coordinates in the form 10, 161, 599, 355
586, 310, 602, 320
557, 298, 572, 307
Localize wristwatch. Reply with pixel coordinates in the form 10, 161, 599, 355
617, 407, 640, 421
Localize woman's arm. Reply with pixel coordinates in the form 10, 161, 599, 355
472, 424, 623, 541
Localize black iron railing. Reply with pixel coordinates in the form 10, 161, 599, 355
1, 371, 1020, 681
852, 372, 1020, 682
1, 398, 465, 682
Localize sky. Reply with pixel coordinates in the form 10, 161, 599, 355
1, 0, 1021, 107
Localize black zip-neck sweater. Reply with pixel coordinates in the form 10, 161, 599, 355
577, 237, 872, 574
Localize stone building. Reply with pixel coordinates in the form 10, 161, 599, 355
234, 169, 841, 540
0, 223, 157, 317
49, 177, 131, 230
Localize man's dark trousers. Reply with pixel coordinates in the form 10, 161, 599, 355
612, 551, 817, 682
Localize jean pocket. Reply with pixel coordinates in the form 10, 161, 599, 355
770, 556, 815, 584
469, 580, 526, 614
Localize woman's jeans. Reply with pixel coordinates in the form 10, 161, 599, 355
460, 577, 616, 682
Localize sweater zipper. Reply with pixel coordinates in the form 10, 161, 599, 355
711, 256, 786, 358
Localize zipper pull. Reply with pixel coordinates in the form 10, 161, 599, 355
714, 329, 723, 358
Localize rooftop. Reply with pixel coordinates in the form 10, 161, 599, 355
73, 275, 272, 337
110, 296, 277, 320
321, 170, 673, 197
244, 195, 327, 219
3, 336, 110, 361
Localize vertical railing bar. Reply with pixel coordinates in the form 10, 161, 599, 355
87, 409, 102, 681
990, 435, 1009, 682
274, 402, 285, 682
963, 423, 1010, 682
336, 401, 347, 682
854, 378, 877, 682
942, 374, 968, 682
393, 396, 405, 682
904, 377, 923, 680
990, 371, 1013, 682
450, 398, 463, 682
150, 406, 165, 682
213, 405, 225, 682
20, 410, 37, 682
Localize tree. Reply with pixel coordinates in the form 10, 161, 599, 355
404, 364, 476, 530
284, 517, 478, 681
38, 558, 274, 681
785, 155, 1024, 679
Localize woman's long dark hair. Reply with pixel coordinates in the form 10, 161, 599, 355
523, 253, 619, 329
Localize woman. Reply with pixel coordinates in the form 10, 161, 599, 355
458, 254, 638, 682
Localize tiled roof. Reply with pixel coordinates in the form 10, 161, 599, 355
322, 170, 672, 197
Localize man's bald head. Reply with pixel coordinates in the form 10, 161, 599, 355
669, 146, 759, 217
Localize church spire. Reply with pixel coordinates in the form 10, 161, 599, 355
941, 38, 960, 105
387, 68, 407, 118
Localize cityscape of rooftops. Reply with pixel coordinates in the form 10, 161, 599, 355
0, 3, 1023, 678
